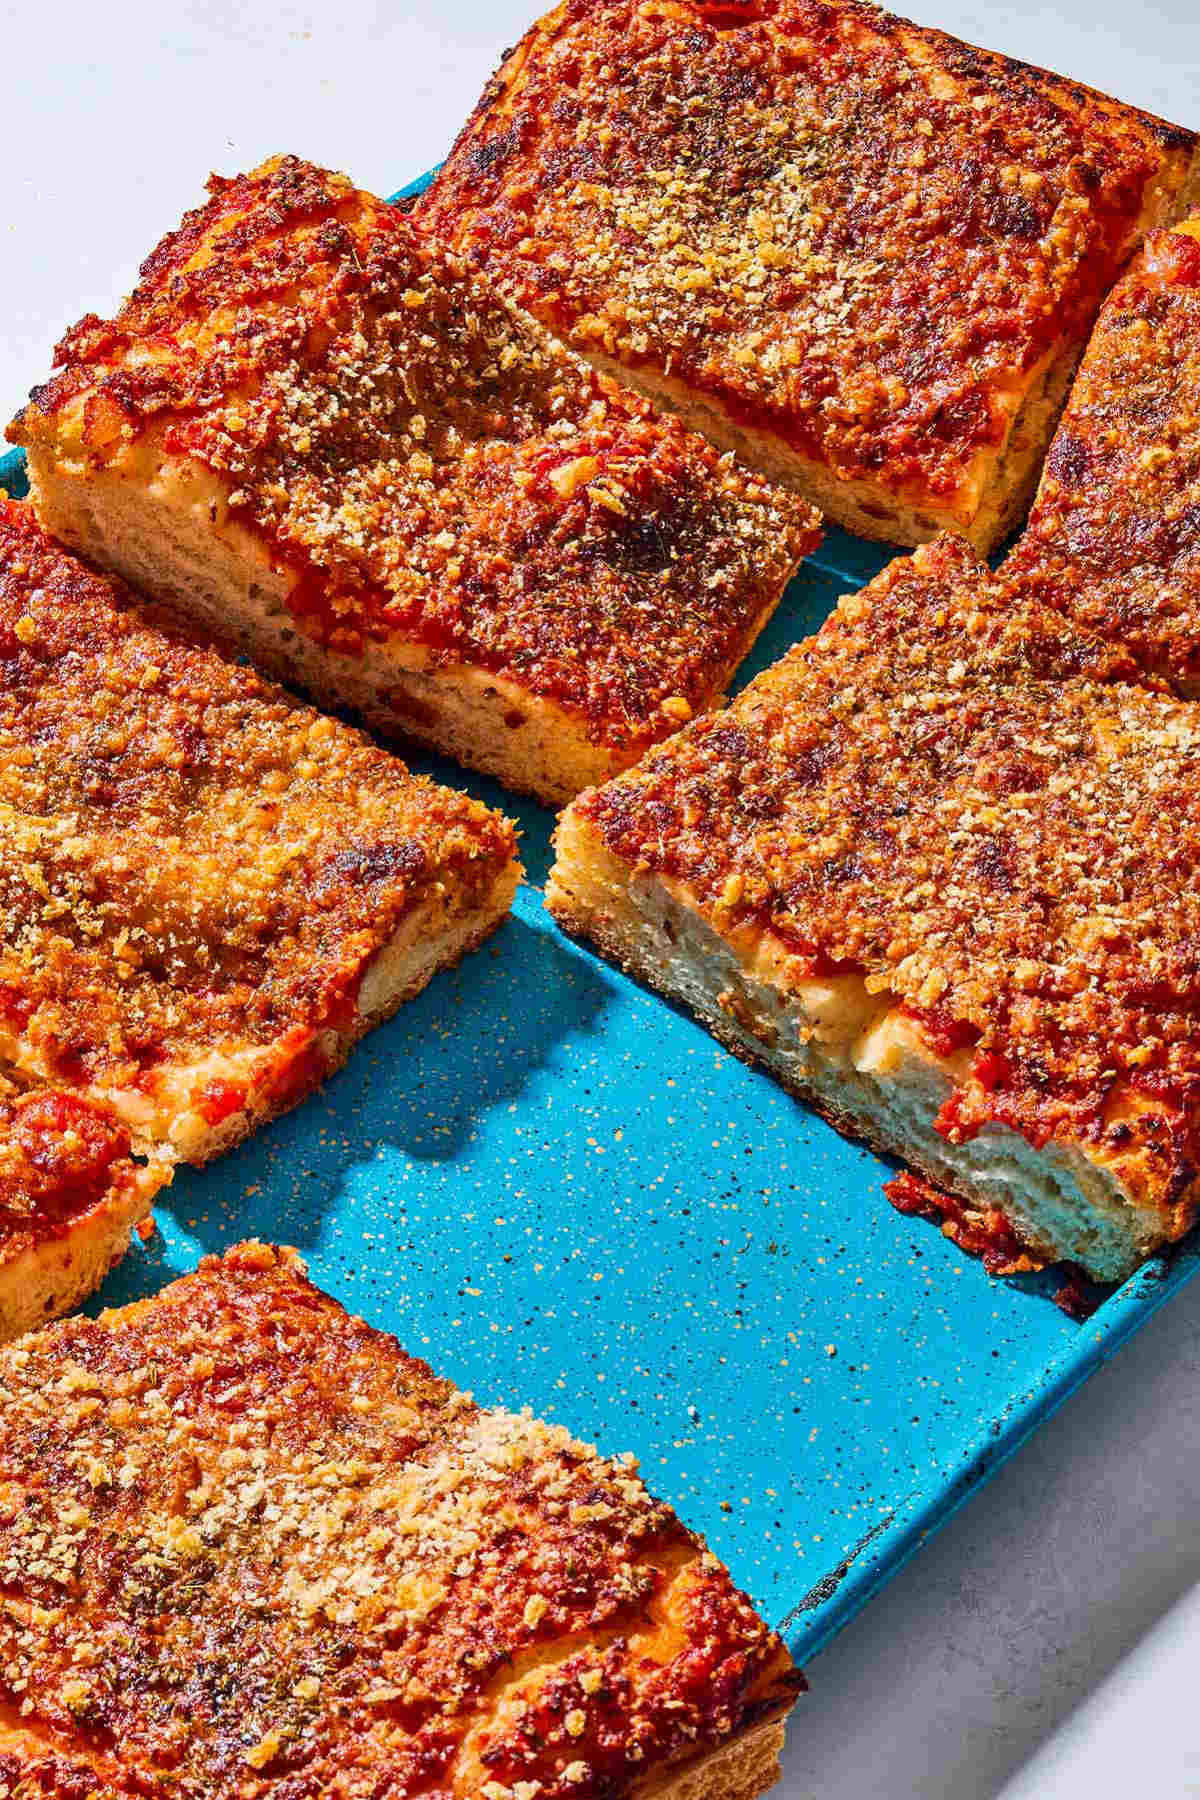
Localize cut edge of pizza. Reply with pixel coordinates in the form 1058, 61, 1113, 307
0, 1240, 804, 1800
548, 533, 1200, 1283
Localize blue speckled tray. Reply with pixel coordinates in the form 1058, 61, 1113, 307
2, 172, 1198, 1663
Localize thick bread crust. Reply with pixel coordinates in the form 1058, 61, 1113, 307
546, 821, 1166, 1281
23, 451, 775, 808
1169, 151, 1200, 223
418, 0, 1195, 551
10, 156, 819, 806
163, 857, 519, 1165
547, 534, 1200, 1282
634, 1716, 786, 1800
0, 497, 520, 1164
0, 1172, 158, 1344
0, 1242, 801, 1798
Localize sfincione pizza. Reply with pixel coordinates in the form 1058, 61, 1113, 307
417, 0, 1197, 550
1004, 216, 1200, 693
548, 532, 1200, 1282
0, 1241, 802, 1800
9, 156, 820, 808
0, 497, 518, 1169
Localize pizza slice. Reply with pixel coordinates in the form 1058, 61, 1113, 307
0, 1240, 802, 1800
1004, 216, 1200, 691
418, 0, 1197, 551
548, 533, 1200, 1281
0, 496, 518, 1164
9, 156, 820, 808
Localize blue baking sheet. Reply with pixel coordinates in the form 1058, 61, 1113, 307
2, 172, 1197, 1663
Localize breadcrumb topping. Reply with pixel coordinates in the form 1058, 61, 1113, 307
1006, 224, 1200, 691
571, 532, 1200, 1217
10, 156, 819, 754
0, 499, 516, 1151
0, 1243, 798, 1797
418, 0, 1193, 516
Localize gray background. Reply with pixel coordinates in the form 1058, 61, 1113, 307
2, 3, 1198, 1794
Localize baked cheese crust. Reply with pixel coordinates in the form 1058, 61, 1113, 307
0, 1085, 163, 1342
1005, 218, 1200, 693
417, 0, 1197, 550
9, 156, 819, 808
548, 534, 1200, 1281
0, 1242, 800, 1799
0, 497, 518, 1164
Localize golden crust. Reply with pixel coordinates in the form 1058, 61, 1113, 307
1005, 219, 1200, 691
552, 533, 1200, 1250
9, 156, 819, 790
0, 497, 518, 1157
417, 0, 1195, 547
0, 1242, 800, 1798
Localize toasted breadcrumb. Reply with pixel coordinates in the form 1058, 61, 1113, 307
0, 1243, 800, 1797
10, 157, 819, 767
0, 497, 517, 1157
419, 0, 1194, 536
559, 532, 1200, 1246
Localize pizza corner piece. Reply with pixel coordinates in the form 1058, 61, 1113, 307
0, 1240, 803, 1800
0, 494, 518, 1216
547, 532, 1200, 1284
1003, 211, 1200, 694
8, 154, 820, 810
416, 0, 1197, 553
0, 1083, 165, 1344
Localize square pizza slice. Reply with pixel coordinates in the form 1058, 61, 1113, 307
0, 1241, 802, 1800
9, 156, 820, 809
417, 0, 1197, 551
0, 1083, 164, 1343
0, 496, 518, 1165
548, 532, 1200, 1281
1004, 216, 1200, 692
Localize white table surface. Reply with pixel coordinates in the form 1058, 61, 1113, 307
3, 2, 1200, 1794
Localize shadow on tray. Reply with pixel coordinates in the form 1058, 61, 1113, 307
95, 906, 614, 1302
